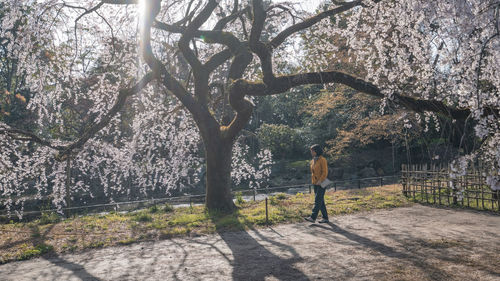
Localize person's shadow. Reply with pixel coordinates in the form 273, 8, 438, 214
208, 210, 310, 281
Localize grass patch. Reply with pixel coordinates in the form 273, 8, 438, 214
0, 184, 410, 264
118, 238, 137, 245
86, 241, 105, 249
18, 243, 54, 260
169, 213, 207, 226
61, 243, 78, 252
132, 212, 153, 222
39, 211, 61, 225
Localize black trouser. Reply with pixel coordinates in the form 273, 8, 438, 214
311, 185, 328, 220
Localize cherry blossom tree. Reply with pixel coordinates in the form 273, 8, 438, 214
304, 0, 499, 190
1, 0, 498, 213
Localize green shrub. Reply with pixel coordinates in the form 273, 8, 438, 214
275, 193, 287, 200
269, 196, 277, 206
132, 212, 153, 222
235, 192, 244, 205
257, 123, 306, 159
39, 211, 60, 225
149, 205, 159, 213
269, 193, 287, 205
163, 203, 174, 213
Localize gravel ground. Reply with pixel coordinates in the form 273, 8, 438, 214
1, 204, 499, 281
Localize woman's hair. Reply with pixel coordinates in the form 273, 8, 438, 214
310, 144, 323, 156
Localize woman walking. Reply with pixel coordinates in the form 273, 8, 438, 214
305, 144, 329, 223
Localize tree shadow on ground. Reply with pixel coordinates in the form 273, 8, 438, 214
310, 222, 452, 280
30, 224, 102, 281
41, 254, 102, 281
209, 210, 310, 281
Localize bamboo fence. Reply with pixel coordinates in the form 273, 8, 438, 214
401, 164, 500, 212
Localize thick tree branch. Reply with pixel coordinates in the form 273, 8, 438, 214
152, 20, 184, 33
228, 46, 253, 80
204, 48, 232, 72
153, 21, 243, 52
248, 0, 363, 84
177, 0, 219, 106
178, 0, 219, 74
231, 71, 488, 121
218, 46, 254, 140
141, 0, 219, 137
224, 83, 253, 141
213, 5, 250, 31
269, 0, 362, 49
249, 0, 273, 83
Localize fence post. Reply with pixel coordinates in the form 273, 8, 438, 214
465, 176, 470, 207
334, 182, 337, 191
309, 185, 311, 194
65, 157, 71, 218
438, 179, 442, 205
380, 177, 383, 187
452, 179, 458, 205
253, 188, 256, 201
358, 179, 361, 189
265, 197, 269, 225
481, 181, 485, 210
432, 172, 436, 204
497, 190, 499, 212
402, 164, 407, 196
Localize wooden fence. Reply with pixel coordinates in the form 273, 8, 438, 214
401, 164, 500, 212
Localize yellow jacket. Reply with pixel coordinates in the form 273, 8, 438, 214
310, 156, 328, 185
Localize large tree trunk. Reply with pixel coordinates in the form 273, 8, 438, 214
204, 136, 235, 211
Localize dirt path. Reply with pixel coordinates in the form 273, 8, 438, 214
1, 205, 499, 281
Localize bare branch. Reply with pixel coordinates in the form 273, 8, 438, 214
213, 4, 250, 31
0, 126, 65, 151
269, 0, 362, 49
178, 0, 219, 75
94, 10, 117, 62
267, 4, 301, 24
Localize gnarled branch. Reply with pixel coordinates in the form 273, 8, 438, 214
230, 71, 483, 122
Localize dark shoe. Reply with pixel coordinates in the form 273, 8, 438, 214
318, 219, 329, 223
304, 217, 315, 223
